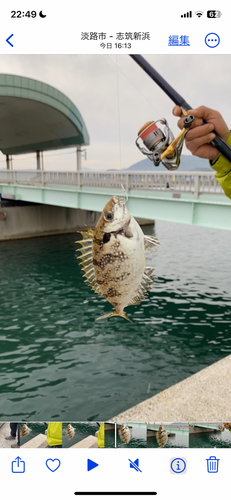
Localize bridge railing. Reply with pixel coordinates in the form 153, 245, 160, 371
0, 169, 224, 198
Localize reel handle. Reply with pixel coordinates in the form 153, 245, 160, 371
130, 55, 231, 162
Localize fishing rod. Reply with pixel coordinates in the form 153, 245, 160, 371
130, 54, 231, 170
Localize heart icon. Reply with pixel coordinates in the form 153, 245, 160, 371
46, 458, 61, 472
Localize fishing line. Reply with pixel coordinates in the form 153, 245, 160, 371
107, 55, 161, 116
116, 55, 122, 169
121, 183, 128, 203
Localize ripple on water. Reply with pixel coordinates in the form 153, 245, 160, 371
0, 223, 231, 419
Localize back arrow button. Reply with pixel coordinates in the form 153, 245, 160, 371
6, 34, 14, 47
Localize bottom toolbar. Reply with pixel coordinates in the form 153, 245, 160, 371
0, 448, 229, 500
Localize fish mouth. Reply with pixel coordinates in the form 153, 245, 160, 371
110, 216, 131, 235
112, 195, 124, 205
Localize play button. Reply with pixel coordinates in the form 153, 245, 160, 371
87, 459, 99, 472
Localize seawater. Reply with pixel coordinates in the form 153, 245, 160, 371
0, 221, 231, 420
189, 429, 231, 448
147, 433, 188, 448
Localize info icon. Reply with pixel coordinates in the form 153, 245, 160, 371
170, 458, 187, 475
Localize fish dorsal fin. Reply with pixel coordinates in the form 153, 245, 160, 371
129, 266, 155, 305
144, 235, 160, 253
77, 228, 102, 296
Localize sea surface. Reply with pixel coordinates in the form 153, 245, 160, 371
0, 221, 231, 421
189, 429, 231, 448
147, 433, 188, 448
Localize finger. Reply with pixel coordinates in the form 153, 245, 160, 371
189, 105, 222, 121
172, 105, 182, 117
180, 108, 213, 128
173, 106, 195, 120
189, 144, 219, 160
174, 105, 220, 123
177, 118, 184, 129
177, 116, 204, 130
185, 123, 215, 141
185, 132, 216, 154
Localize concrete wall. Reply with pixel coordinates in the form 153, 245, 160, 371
0, 205, 100, 241
0, 205, 154, 241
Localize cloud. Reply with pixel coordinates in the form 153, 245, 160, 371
0, 54, 230, 170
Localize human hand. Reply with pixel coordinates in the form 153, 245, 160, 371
173, 105, 230, 160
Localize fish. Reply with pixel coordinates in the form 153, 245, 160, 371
156, 425, 168, 448
20, 424, 32, 437
65, 424, 75, 440
77, 195, 159, 320
118, 423, 131, 444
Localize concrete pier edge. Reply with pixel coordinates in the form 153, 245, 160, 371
112, 354, 231, 422
0, 423, 14, 448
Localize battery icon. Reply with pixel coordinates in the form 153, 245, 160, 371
207, 10, 222, 18
206, 456, 220, 473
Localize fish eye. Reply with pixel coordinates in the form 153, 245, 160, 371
105, 212, 113, 220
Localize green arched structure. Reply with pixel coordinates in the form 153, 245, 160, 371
0, 74, 90, 155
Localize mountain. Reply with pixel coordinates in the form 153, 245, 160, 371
126, 155, 211, 172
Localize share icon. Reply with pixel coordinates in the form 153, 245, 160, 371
128, 458, 142, 472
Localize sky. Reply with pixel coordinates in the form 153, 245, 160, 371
0, 54, 231, 171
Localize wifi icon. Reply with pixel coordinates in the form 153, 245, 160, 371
195, 11, 204, 17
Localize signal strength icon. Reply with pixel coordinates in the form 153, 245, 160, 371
195, 11, 204, 17
181, 11, 192, 18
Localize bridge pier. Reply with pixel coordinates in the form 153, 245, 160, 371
76, 145, 82, 171
0, 204, 98, 241
0, 201, 153, 241
36, 150, 42, 170
6, 154, 12, 170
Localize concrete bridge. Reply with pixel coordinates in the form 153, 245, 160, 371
0, 169, 231, 231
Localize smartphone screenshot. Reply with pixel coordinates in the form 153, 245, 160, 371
0, 1, 230, 499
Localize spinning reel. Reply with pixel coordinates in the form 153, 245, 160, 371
135, 113, 194, 170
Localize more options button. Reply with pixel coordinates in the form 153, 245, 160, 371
205, 33, 220, 48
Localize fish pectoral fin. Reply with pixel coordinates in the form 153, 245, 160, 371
96, 311, 132, 322
144, 235, 160, 253
129, 267, 155, 305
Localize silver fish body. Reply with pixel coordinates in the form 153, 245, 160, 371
156, 425, 168, 448
78, 196, 159, 320
20, 423, 32, 437
65, 424, 75, 440
119, 423, 131, 444
94, 213, 145, 311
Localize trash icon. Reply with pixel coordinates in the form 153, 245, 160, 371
206, 456, 220, 473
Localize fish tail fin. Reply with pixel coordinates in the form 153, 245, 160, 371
96, 311, 132, 322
